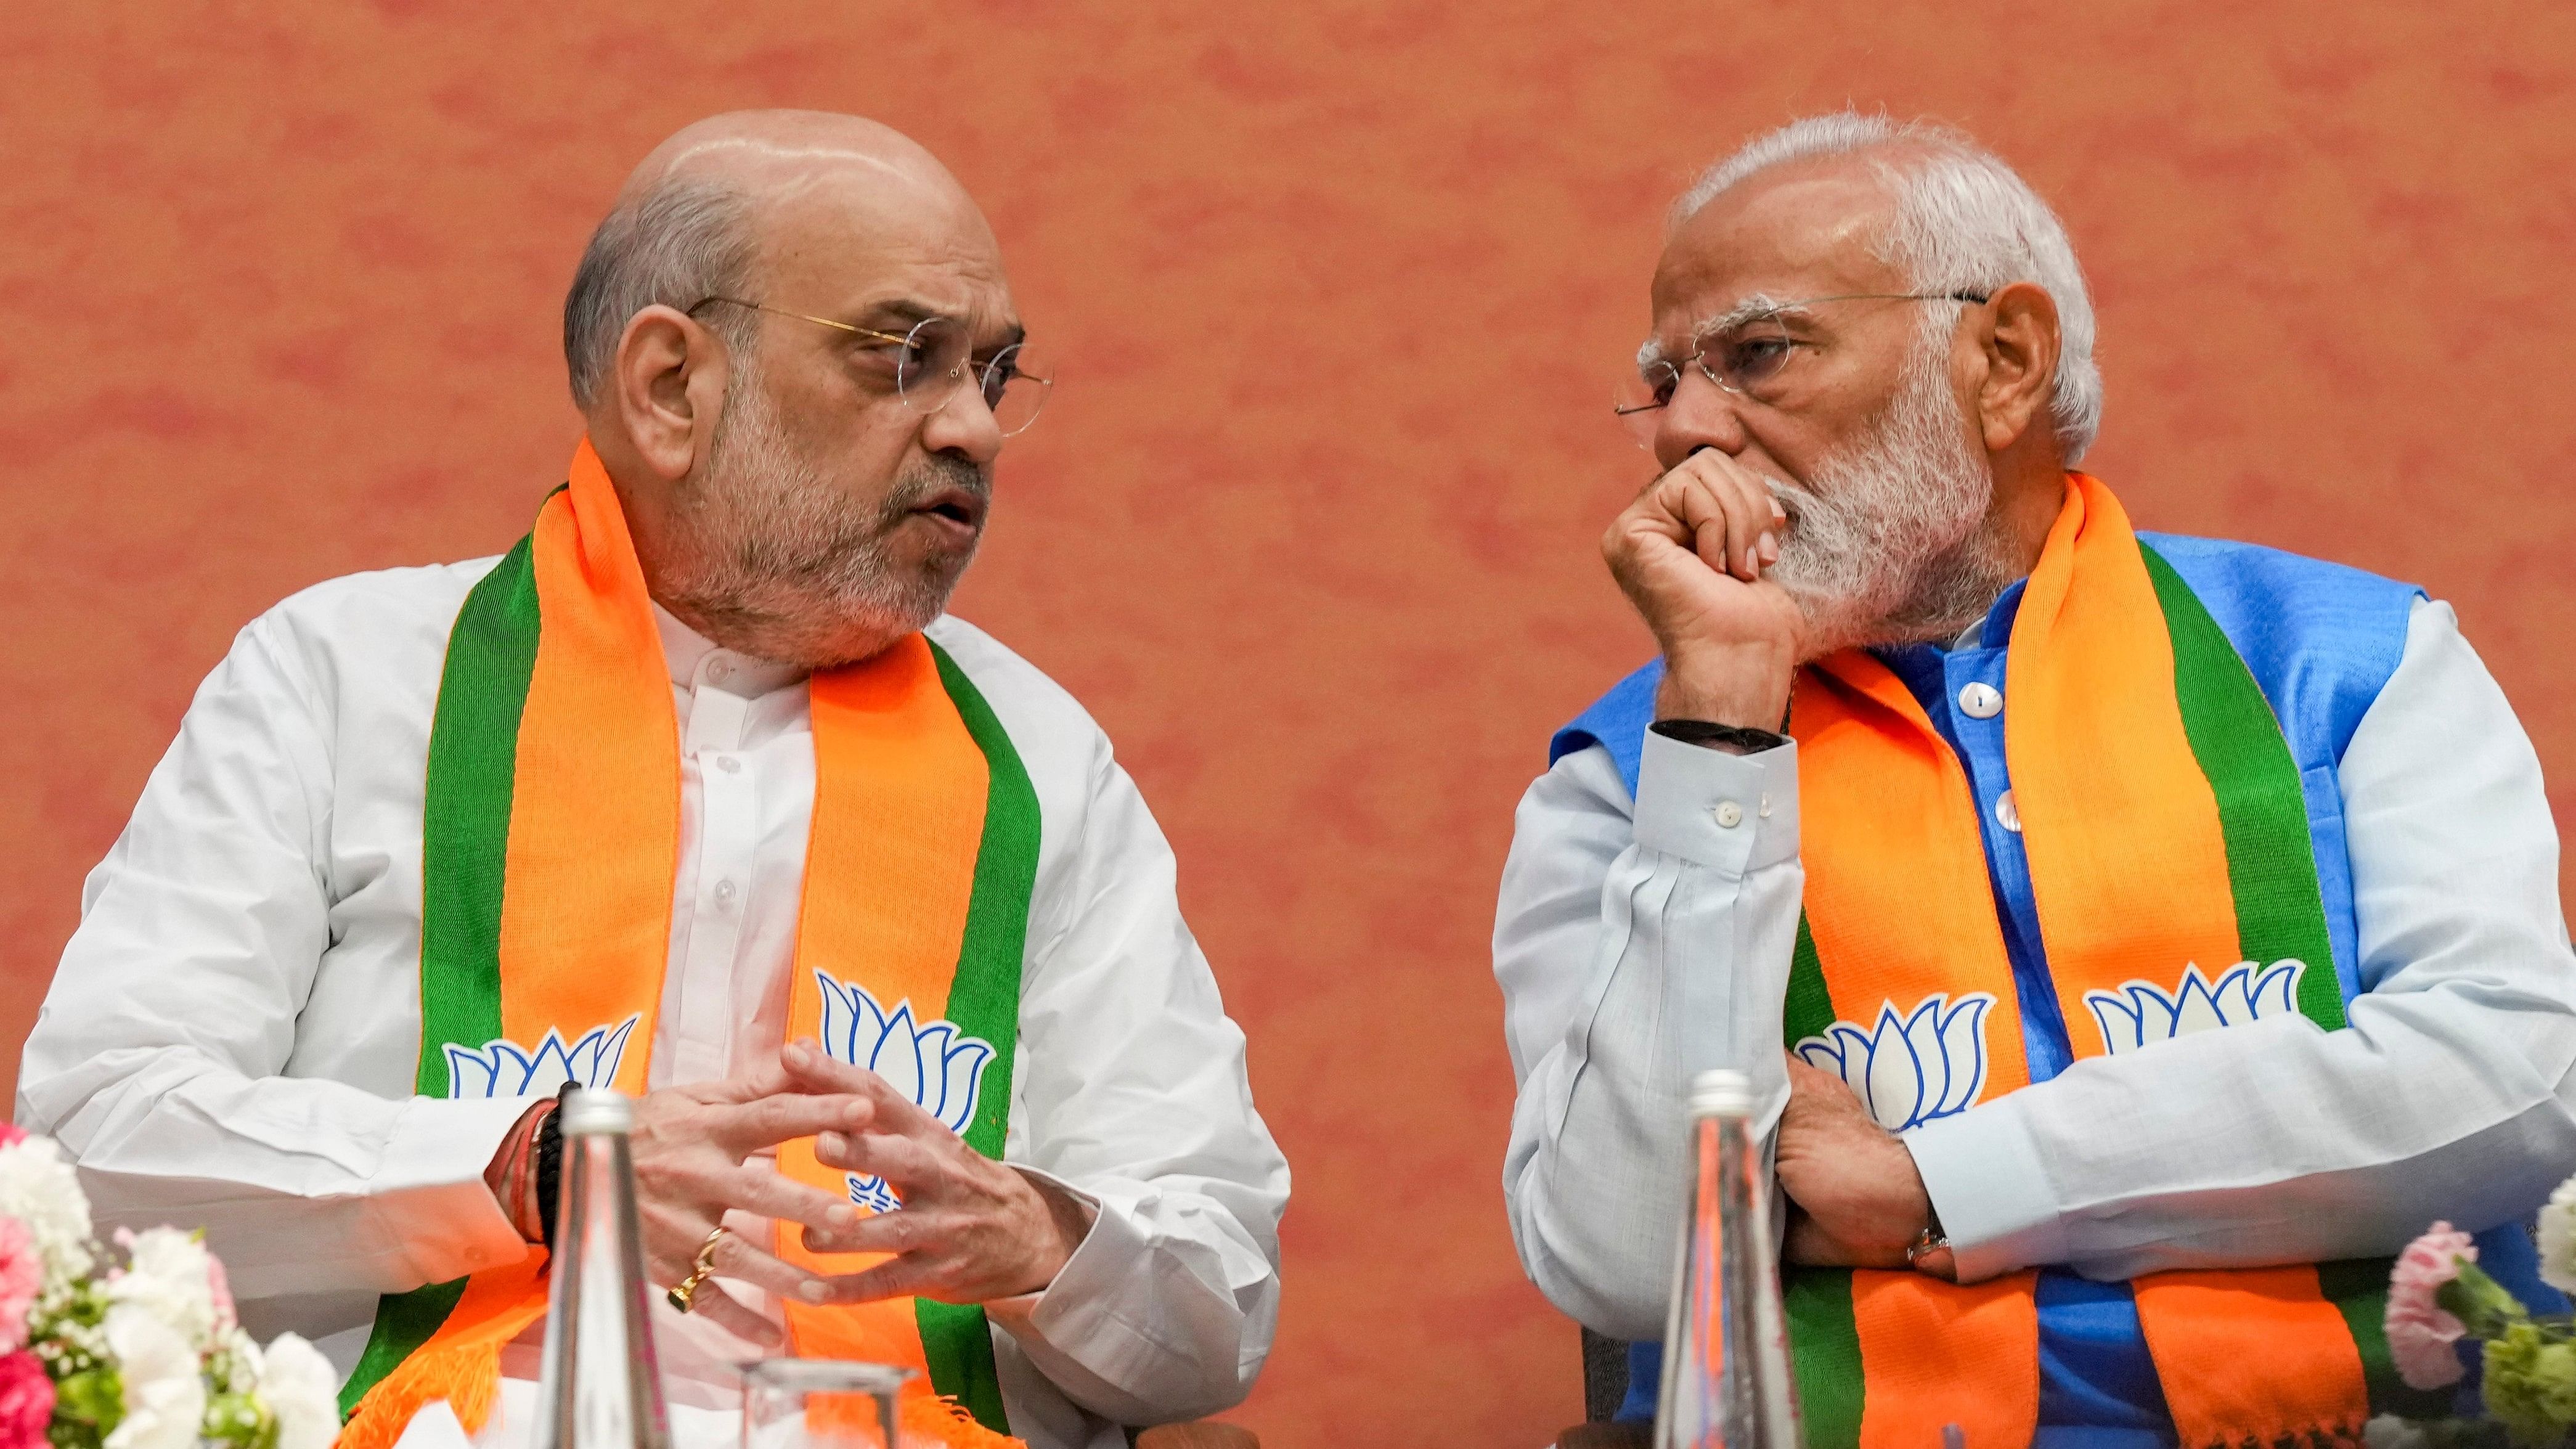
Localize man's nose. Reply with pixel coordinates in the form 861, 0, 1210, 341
1652, 367, 1750, 472
919, 377, 1005, 465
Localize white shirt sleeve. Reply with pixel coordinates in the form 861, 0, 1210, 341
1495, 732, 1804, 1341
13, 613, 534, 1300
982, 738, 1290, 1427
1907, 598, 2576, 1283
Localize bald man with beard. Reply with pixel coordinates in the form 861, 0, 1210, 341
18, 112, 1287, 1449
1499, 114, 2576, 1443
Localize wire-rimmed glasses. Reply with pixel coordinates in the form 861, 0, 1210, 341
1611, 290, 1987, 448
689, 296, 1053, 436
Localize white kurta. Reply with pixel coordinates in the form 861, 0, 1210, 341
17, 557, 1290, 1449
1496, 597, 2576, 1341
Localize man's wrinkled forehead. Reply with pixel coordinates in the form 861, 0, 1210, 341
751, 161, 1015, 327
1648, 166, 1902, 341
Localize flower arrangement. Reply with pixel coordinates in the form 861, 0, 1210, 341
2382, 1178, 2576, 1447
0, 1123, 336, 1449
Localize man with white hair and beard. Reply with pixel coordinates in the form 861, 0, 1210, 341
1497, 113, 2576, 1445
18, 112, 1286, 1449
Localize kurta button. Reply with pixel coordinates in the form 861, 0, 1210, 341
707, 658, 734, 684
712, 878, 738, 907
1714, 801, 1745, 829
1994, 789, 2023, 833
1959, 682, 2003, 719
715, 755, 742, 774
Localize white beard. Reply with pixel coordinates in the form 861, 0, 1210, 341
1763, 323, 2020, 658
657, 363, 983, 669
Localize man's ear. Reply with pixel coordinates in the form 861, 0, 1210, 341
1973, 281, 2062, 456
606, 304, 732, 482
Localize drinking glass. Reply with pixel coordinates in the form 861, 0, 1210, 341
737, 1360, 916, 1449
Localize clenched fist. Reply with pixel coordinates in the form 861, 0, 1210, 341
1602, 447, 1806, 733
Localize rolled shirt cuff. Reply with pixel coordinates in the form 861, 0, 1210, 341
365, 1093, 547, 1286
1632, 731, 1800, 876
1904, 1095, 2068, 1284
986, 1167, 1157, 1376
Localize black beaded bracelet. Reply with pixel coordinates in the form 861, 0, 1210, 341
534, 1079, 577, 1250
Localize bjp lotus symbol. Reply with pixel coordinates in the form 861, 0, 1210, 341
2085, 960, 2307, 1056
815, 971, 995, 1213
1793, 993, 1995, 1133
442, 1016, 639, 1100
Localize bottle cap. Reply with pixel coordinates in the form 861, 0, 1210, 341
559, 1088, 634, 1136
1689, 1068, 1754, 1116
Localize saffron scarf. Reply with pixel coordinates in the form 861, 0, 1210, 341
336, 441, 1037, 1449
1777, 474, 2437, 1448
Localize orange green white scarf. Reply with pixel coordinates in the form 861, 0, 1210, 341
1778, 474, 2432, 1448
337, 441, 1035, 1449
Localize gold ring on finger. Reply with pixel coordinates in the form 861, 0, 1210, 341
664, 1225, 730, 1313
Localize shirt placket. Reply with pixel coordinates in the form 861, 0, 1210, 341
1936, 643, 2076, 1082
675, 671, 756, 1085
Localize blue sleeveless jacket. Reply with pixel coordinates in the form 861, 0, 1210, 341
1553, 534, 2561, 1443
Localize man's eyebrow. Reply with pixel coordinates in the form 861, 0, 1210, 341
1641, 290, 1801, 366
850, 296, 945, 329
847, 298, 1026, 354
1690, 291, 1796, 340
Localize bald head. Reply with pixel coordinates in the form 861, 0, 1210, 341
563, 110, 1000, 411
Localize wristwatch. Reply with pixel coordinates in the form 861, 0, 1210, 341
1650, 718, 1790, 754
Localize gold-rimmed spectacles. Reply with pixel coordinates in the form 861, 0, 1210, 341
1612, 290, 1987, 447
688, 296, 1052, 436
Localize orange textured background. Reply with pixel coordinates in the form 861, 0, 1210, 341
6, 4, 2575, 1443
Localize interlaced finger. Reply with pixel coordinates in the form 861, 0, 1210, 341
712, 1164, 863, 1236
801, 1205, 960, 1257
712, 1091, 875, 1155
685, 1280, 786, 1347
706, 1228, 832, 1305
817, 1131, 951, 1198
815, 1251, 943, 1308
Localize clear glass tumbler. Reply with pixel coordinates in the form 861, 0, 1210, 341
738, 1360, 916, 1449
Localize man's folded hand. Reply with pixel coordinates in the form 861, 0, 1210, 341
779, 1039, 1097, 1305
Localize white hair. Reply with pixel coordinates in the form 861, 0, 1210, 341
562, 176, 760, 411
1674, 112, 2103, 463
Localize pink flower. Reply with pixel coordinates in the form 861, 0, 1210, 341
0, 1220, 35, 1354
0, 1128, 20, 1150
2386, 1221, 2479, 1390
0, 1350, 52, 1449
205, 1251, 235, 1333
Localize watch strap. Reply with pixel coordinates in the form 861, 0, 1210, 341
1650, 718, 1790, 754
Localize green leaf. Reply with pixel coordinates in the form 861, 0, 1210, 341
2439, 1262, 2535, 1338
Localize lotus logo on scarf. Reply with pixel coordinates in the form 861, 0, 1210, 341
442, 1016, 640, 1099
2084, 960, 2307, 1056
1793, 993, 1995, 1133
813, 971, 995, 1214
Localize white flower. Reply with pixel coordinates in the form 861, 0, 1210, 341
2363, 1415, 2432, 1449
815, 972, 995, 1211
107, 1227, 219, 1351
1793, 993, 1995, 1133
444, 1016, 638, 1100
258, 1333, 341, 1449
2538, 1173, 2576, 1296
102, 1304, 206, 1449
0, 1134, 96, 1289
2085, 960, 2307, 1056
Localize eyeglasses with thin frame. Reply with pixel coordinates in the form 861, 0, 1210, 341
687, 296, 1053, 436
1612, 290, 1989, 447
